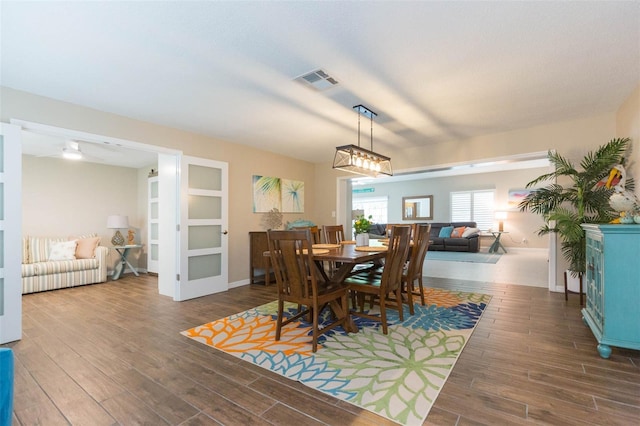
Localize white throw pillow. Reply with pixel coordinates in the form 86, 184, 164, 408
48, 240, 78, 261
461, 227, 480, 238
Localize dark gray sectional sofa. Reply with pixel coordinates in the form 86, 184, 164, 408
369, 221, 480, 252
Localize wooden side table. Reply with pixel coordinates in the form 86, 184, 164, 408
112, 245, 142, 280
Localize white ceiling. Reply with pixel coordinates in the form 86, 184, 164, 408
2, 1, 639, 168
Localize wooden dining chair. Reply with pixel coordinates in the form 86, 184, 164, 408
267, 229, 350, 352
346, 225, 412, 334
384, 223, 416, 240
400, 223, 431, 314
292, 225, 322, 244
323, 224, 345, 244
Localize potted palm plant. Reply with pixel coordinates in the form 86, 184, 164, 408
518, 137, 632, 286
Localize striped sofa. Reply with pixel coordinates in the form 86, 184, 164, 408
21, 236, 108, 294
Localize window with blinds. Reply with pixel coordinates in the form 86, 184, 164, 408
353, 196, 388, 224
450, 190, 495, 230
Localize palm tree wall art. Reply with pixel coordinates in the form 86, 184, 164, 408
252, 175, 304, 213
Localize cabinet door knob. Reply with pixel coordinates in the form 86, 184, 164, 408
221, 230, 228, 235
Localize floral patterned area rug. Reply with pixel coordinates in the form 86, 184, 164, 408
181, 287, 491, 425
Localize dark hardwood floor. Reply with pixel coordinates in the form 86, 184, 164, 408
3, 274, 639, 425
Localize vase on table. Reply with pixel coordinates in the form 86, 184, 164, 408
355, 233, 369, 247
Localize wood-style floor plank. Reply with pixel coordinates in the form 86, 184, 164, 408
3, 273, 640, 425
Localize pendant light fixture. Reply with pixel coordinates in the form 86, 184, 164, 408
333, 105, 392, 177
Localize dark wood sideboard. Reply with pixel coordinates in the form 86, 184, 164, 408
249, 231, 274, 286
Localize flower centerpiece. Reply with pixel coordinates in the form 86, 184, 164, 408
353, 214, 373, 246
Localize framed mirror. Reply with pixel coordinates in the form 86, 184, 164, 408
402, 195, 433, 220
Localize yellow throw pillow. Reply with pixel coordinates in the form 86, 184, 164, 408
450, 226, 466, 238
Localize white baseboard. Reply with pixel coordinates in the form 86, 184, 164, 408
229, 279, 250, 289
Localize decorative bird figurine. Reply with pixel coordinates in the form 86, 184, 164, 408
601, 164, 638, 221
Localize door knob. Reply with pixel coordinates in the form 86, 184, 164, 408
222, 230, 228, 235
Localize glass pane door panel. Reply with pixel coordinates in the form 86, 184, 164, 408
151, 244, 159, 261
188, 254, 221, 280
189, 164, 221, 191
150, 180, 158, 198
150, 202, 159, 220
188, 195, 221, 220
151, 223, 159, 240
188, 225, 221, 250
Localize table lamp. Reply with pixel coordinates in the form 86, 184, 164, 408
495, 211, 507, 232
107, 215, 129, 246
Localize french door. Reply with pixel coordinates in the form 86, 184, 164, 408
0, 123, 22, 344
175, 156, 229, 301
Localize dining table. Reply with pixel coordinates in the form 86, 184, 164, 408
264, 241, 388, 334
311, 242, 388, 282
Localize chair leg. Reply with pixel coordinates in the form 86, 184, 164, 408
418, 276, 426, 306
405, 281, 415, 315
564, 271, 568, 301
379, 294, 388, 334
395, 288, 404, 321
312, 302, 319, 353
275, 299, 284, 341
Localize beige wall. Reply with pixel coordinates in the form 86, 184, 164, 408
616, 83, 640, 200
22, 155, 144, 272
4, 87, 316, 284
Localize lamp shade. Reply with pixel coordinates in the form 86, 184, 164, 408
107, 215, 129, 229
495, 211, 507, 232
495, 211, 508, 220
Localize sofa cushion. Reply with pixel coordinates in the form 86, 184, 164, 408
73, 237, 101, 259
48, 241, 78, 261
36, 259, 99, 274
462, 227, 480, 238
21, 263, 38, 278
438, 226, 454, 238
450, 226, 466, 238
28, 237, 66, 263
22, 259, 100, 277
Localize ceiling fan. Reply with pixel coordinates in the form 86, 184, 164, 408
62, 140, 83, 160
30, 136, 125, 164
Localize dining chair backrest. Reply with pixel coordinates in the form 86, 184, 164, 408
406, 224, 431, 281
380, 225, 412, 294
292, 225, 322, 244
267, 229, 316, 300
385, 223, 416, 240
323, 225, 345, 244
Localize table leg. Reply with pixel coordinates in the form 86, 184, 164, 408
329, 299, 358, 333
488, 238, 498, 253
123, 257, 140, 276
112, 260, 124, 280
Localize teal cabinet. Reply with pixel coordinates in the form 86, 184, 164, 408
581, 224, 640, 358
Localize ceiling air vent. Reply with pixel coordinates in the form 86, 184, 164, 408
295, 69, 339, 91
